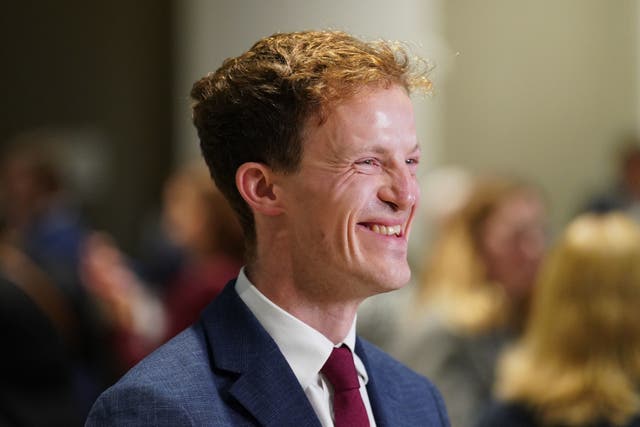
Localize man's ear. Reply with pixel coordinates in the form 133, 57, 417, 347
236, 162, 284, 216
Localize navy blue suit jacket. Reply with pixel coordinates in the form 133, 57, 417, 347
86, 281, 450, 426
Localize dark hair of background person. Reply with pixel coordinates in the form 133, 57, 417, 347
617, 135, 640, 199
582, 132, 640, 217
190, 30, 432, 259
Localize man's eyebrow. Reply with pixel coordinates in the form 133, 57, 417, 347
358, 143, 421, 155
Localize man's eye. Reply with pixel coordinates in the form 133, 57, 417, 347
406, 158, 419, 165
357, 159, 378, 166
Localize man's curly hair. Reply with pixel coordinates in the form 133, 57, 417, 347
191, 30, 431, 253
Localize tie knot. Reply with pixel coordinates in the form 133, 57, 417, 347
321, 345, 360, 392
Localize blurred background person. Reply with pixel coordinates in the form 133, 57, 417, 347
0, 138, 116, 420
479, 213, 640, 427
584, 134, 640, 224
1, 139, 87, 297
0, 206, 82, 426
0, 271, 81, 426
395, 175, 548, 427
81, 163, 244, 370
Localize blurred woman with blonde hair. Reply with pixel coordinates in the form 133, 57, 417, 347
396, 175, 547, 427
478, 213, 640, 427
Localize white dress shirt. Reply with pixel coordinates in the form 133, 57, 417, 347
235, 268, 377, 427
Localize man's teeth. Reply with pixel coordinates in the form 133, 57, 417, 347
370, 224, 402, 236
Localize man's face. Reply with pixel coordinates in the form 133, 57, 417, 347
480, 192, 547, 302
277, 85, 420, 300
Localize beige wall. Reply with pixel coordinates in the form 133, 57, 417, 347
439, 0, 638, 233
174, 0, 639, 236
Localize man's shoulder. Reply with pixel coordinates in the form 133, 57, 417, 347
119, 324, 211, 388
358, 338, 418, 381
86, 324, 219, 426
359, 337, 429, 384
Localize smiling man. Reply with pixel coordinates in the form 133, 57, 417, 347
87, 30, 450, 427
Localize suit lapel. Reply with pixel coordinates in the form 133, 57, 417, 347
356, 339, 403, 427
200, 282, 322, 427
228, 347, 322, 427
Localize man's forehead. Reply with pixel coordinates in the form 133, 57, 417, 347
299, 85, 417, 149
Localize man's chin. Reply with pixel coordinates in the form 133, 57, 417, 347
366, 266, 411, 294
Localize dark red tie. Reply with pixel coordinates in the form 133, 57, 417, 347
321, 345, 371, 427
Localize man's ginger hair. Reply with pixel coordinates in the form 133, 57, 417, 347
191, 30, 431, 256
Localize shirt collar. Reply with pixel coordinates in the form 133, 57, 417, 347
234, 267, 367, 389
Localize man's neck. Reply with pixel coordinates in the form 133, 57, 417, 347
245, 260, 362, 344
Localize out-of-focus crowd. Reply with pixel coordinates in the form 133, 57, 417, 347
2, 132, 640, 427
0, 137, 243, 426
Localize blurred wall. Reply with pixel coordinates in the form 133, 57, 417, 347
175, 0, 639, 238
439, 0, 638, 234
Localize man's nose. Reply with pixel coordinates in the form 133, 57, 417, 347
378, 168, 419, 211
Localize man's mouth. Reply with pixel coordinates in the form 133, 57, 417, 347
359, 223, 403, 237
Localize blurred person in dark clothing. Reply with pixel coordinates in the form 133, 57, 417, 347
0, 138, 117, 419
478, 213, 640, 427
0, 208, 81, 426
80, 163, 243, 369
1, 140, 85, 296
0, 273, 81, 427
396, 175, 547, 427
